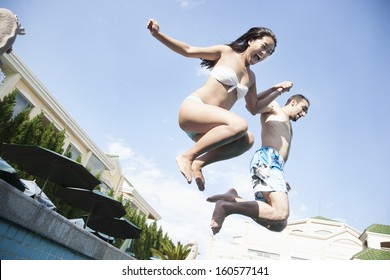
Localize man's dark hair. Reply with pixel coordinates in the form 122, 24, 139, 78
285, 94, 310, 107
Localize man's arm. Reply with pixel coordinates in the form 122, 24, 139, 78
258, 100, 280, 115
245, 81, 293, 115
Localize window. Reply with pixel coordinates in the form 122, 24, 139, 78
122, 197, 129, 205
292, 229, 303, 233
65, 144, 81, 162
129, 201, 137, 210
333, 239, 361, 247
122, 196, 137, 209
42, 114, 61, 131
86, 153, 105, 177
314, 230, 333, 236
99, 180, 112, 194
0, 67, 5, 84
12, 90, 32, 118
247, 249, 280, 259
380, 242, 390, 251
291, 256, 308, 260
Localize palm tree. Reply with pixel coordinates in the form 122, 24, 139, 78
151, 240, 191, 260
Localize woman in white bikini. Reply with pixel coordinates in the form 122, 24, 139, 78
147, 19, 292, 191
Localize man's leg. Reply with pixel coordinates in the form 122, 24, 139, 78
210, 200, 259, 235
259, 191, 289, 221
209, 191, 289, 235
206, 188, 241, 203
252, 217, 288, 232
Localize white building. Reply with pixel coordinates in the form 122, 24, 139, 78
353, 224, 390, 260
0, 51, 160, 221
205, 216, 363, 260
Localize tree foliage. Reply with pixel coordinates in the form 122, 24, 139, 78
151, 239, 191, 260
0, 90, 83, 218
117, 201, 171, 260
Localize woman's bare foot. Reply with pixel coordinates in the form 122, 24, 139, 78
207, 188, 240, 203
176, 154, 193, 184
192, 160, 205, 191
210, 200, 231, 235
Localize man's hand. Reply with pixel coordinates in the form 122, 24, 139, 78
275, 81, 293, 94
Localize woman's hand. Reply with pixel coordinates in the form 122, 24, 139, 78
147, 18, 160, 36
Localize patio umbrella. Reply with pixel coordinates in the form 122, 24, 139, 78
56, 187, 126, 218
0, 156, 26, 191
1, 143, 101, 193
82, 214, 141, 239
69, 218, 115, 244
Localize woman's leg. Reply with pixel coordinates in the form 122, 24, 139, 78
177, 100, 249, 187
192, 131, 254, 190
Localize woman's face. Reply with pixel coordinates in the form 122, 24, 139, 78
248, 36, 275, 65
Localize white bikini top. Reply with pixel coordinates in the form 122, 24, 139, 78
209, 65, 249, 100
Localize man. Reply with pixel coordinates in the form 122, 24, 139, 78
207, 93, 309, 234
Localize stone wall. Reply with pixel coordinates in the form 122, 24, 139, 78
0, 179, 133, 260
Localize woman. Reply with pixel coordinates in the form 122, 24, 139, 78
147, 19, 292, 191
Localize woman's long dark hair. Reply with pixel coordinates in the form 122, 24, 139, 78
200, 27, 277, 69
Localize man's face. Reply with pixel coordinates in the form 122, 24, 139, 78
291, 99, 309, 122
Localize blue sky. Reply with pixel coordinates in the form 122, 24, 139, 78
3, 0, 389, 257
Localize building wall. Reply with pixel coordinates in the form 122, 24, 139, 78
205, 219, 363, 260
366, 233, 390, 250
0, 52, 114, 174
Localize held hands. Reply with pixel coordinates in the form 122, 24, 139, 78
275, 81, 293, 95
147, 18, 160, 36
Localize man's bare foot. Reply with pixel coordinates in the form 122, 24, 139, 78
194, 171, 205, 191
192, 160, 205, 191
207, 188, 240, 203
210, 200, 230, 235
176, 154, 193, 184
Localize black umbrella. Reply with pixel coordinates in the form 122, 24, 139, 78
0, 156, 26, 191
1, 143, 101, 193
83, 214, 141, 239
56, 187, 126, 218
70, 218, 115, 244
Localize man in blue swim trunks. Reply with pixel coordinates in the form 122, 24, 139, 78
207, 92, 309, 234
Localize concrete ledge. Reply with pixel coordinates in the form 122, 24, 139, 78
0, 179, 133, 260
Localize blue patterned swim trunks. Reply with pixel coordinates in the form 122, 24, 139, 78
249, 146, 288, 201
